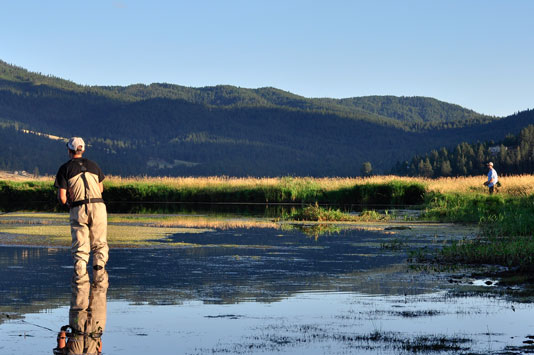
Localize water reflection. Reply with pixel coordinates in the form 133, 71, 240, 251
0, 223, 440, 313
0, 213, 531, 354
53, 269, 108, 355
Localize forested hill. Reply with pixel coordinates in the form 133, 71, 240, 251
0, 59, 531, 177
101, 86, 492, 129
391, 110, 534, 178
0, 60, 493, 131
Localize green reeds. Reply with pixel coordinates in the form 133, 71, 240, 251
421, 192, 534, 269
0, 180, 57, 212
423, 192, 534, 236
0, 178, 426, 212
437, 236, 534, 270
286, 203, 353, 222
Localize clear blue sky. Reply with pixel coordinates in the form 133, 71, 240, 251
1, 0, 532, 116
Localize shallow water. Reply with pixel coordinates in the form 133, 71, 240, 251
1, 213, 533, 354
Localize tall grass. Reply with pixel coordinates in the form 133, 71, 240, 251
423, 192, 534, 236
422, 191, 534, 270
437, 236, 534, 269
4, 174, 534, 268
0, 176, 426, 212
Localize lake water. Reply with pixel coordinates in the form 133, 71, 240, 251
1, 213, 533, 354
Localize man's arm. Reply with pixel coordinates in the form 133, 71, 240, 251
58, 188, 68, 205
99, 182, 104, 193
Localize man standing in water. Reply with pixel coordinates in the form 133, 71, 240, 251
55, 137, 109, 278
484, 162, 499, 194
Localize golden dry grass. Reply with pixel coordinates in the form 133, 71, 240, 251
416, 175, 534, 196
0, 171, 52, 181
4, 171, 534, 197
106, 174, 534, 196
109, 215, 279, 230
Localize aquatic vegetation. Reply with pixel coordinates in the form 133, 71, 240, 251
108, 214, 280, 230
420, 192, 534, 269
380, 237, 407, 250
286, 203, 355, 222
352, 331, 471, 352
207, 326, 472, 353
0, 213, 212, 247
438, 236, 534, 270
4, 173, 534, 269
286, 203, 390, 222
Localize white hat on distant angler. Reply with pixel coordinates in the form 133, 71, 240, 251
486, 162, 493, 167
67, 137, 85, 152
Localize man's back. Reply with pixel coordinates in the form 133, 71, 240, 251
55, 158, 105, 203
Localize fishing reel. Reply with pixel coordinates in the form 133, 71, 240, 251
53, 325, 102, 354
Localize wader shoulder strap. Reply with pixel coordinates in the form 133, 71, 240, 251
70, 161, 104, 208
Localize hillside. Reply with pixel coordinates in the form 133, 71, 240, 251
392, 112, 534, 177
0, 59, 531, 177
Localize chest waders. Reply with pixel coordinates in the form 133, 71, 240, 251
70, 162, 104, 210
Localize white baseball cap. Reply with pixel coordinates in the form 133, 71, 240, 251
67, 137, 85, 152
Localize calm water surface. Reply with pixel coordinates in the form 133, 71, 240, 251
1, 215, 533, 354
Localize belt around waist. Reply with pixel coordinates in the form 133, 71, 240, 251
70, 198, 105, 208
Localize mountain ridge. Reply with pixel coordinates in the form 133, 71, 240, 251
0, 59, 492, 130
0, 59, 532, 177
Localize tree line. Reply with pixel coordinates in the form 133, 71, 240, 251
392, 125, 534, 177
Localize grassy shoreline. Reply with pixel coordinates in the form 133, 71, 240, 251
421, 192, 534, 270
0, 176, 426, 212
3, 174, 534, 269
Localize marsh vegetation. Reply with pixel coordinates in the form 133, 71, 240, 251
3, 174, 534, 270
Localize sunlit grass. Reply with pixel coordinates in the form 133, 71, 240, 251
5, 174, 534, 196
104, 174, 534, 197
108, 214, 279, 230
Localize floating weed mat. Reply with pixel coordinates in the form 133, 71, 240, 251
0, 224, 212, 247
108, 214, 279, 230
0, 212, 214, 247
0, 212, 69, 225
0, 212, 67, 220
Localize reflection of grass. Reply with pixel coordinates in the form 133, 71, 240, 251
285, 223, 343, 240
